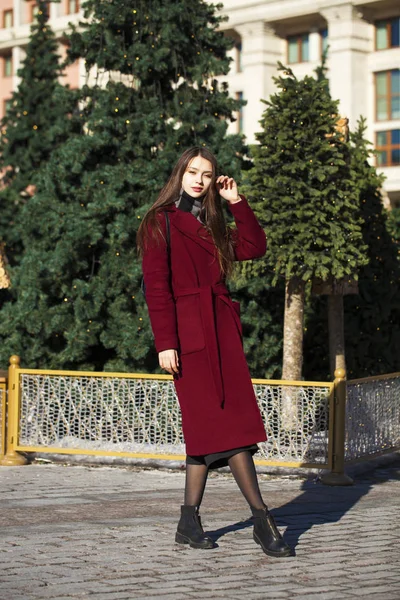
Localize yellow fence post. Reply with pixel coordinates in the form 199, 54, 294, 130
321, 367, 353, 486
0, 379, 6, 460
0, 356, 27, 466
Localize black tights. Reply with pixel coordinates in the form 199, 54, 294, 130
184, 451, 267, 511
184, 463, 209, 506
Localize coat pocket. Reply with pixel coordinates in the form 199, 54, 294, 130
176, 294, 206, 354
231, 300, 243, 338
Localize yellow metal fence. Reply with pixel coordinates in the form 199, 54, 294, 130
16, 373, 333, 468
1, 356, 399, 483
1, 355, 334, 470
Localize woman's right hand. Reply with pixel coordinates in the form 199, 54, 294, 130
159, 349, 180, 376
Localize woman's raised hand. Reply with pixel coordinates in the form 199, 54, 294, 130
159, 349, 180, 376
216, 175, 241, 204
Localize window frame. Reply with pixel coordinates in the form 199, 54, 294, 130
3, 9, 13, 28
375, 69, 400, 121
3, 53, 12, 77
375, 129, 400, 167
287, 33, 310, 64
375, 16, 400, 51
67, 0, 80, 15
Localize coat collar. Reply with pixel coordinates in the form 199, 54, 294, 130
164, 204, 216, 257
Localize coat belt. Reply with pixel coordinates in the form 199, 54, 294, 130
173, 283, 242, 408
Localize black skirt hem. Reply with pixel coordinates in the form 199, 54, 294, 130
186, 444, 259, 470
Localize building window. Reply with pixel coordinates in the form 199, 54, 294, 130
376, 17, 400, 50
30, 2, 49, 21
3, 9, 13, 28
235, 91, 243, 133
376, 130, 400, 166
320, 28, 328, 56
375, 70, 400, 121
234, 39, 242, 73
287, 33, 309, 64
3, 99, 12, 115
3, 54, 12, 77
31, 3, 38, 21
67, 0, 80, 14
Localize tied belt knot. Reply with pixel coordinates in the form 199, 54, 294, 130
173, 283, 242, 408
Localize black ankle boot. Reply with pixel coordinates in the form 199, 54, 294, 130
251, 507, 292, 558
175, 505, 215, 549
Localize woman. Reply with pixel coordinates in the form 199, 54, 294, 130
137, 147, 292, 558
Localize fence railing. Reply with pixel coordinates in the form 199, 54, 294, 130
0, 356, 399, 483
346, 373, 400, 462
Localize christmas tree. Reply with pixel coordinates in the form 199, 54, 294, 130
242, 62, 368, 381
0, 0, 247, 371
0, 0, 78, 266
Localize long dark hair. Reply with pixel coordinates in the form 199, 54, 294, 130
136, 147, 236, 279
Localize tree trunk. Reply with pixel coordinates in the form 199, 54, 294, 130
281, 277, 305, 430
282, 277, 305, 380
328, 294, 346, 380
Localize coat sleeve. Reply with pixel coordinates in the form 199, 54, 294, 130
227, 194, 267, 261
141, 212, 179, 353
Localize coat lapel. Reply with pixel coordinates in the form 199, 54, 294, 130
167, 205, 216, 257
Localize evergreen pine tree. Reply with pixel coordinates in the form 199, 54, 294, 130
0, 0, 78, 265
0, 0, 247, 370
343, 118, 400, 377
387, 207, 400, 247
304, 119, 400, 379
229, 269, 285, 380
242, 63, 368, 380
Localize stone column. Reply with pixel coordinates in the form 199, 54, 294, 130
321, 3, 372, 130
12, 46, 25, 91
50, 0, 59, 21
13, 0, 22, 27
235, 21, 284, 143
309, 28, 322, 63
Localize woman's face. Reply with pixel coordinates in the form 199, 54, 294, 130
181, 155, 213, 198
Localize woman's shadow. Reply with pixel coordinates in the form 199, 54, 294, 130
206, 460, 400, 554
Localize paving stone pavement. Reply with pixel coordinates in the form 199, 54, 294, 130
0, 460, 399, 600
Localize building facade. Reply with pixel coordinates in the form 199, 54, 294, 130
0, 0, 399, 204
215, 0, 400, 206
0, 0, 82, 117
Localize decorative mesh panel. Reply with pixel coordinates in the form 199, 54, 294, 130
346, 376, 400, 461
19, 373, 332, 465
255, 384, 331, 464
20, 375, 184, 454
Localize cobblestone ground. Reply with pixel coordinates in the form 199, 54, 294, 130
0, 461, 399, 600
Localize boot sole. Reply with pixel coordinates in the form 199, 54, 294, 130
253, 532, 292, 558
175, 531, 215, 549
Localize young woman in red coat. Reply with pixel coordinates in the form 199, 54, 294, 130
137, 147, 292, 558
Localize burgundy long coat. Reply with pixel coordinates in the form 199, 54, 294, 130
142, 195, 268, 455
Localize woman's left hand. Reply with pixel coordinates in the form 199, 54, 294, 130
216, 175, 241, 204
